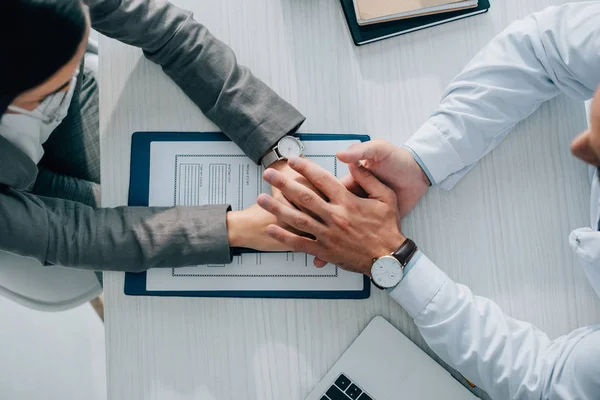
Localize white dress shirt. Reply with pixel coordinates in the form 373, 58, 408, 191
390, 3, 600, 399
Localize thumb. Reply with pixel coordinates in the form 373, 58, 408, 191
348, 162, 391, 200
337, 141, 381, 164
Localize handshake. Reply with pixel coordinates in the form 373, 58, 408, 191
228, 140, 431, 277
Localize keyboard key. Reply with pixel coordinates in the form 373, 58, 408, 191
320, 396, 330, 400
357, 393, 373, 400
326, 385, 350, 400
346, 384, 362, 399
335, 374, 351, 391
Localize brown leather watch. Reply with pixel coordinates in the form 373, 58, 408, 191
370, 239, 418, 290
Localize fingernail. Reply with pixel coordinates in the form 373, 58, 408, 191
266, 225, 279, 237
263, 169, 275, 181
257, 194, 269, 205
288, 157, 300, 167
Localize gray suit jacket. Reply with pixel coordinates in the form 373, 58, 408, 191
0, 0, 305, 272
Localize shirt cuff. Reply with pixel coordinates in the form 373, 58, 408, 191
388, 251, 449, 318
404, 121, 465, 187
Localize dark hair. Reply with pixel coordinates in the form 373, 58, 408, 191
0, 0, 87, 115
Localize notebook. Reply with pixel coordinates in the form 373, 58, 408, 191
354, 0, 479, 25
340, 0, 490, 46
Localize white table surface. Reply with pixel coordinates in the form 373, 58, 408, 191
99, 0, 600, 399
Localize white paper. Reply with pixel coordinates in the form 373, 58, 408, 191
145, 139, 365, 293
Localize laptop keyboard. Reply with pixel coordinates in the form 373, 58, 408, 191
321, 373, 373, 400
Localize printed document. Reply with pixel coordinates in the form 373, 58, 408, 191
146, 139, 365, 292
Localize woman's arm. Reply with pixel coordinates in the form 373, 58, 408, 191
0, 184, 290, 271
0, 186, 231, 271
86, 0, 305, 163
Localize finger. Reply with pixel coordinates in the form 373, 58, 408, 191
257, 194, 327, 236
336, 141, 381, 163
271, 186, 296, 209
313, 258, 328, 268
266, 225, 325, 257
275, 176, 328, 219
348, 162, 394, 201
263, 168, 330, 217
287, 157, 347, 201
339, 174, 367, 198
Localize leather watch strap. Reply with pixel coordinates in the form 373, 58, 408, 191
391, 238, 418, 267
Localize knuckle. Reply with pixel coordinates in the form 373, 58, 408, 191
299, 191, 313, 205
323, 229, 338, 245
293, 215, 309, 230
271, 174, 286, 189
388, 191, 398, 204
266, 199, 280, 213
271, 229, 285, 242
382, 191, 394, 203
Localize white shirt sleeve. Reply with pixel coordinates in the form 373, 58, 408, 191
405, 2, 600, 189
389, 252, 600, 399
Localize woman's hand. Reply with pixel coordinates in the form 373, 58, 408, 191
226, 204, 292, 252
268, 160, 323, 215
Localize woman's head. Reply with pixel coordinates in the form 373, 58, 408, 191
0, 0, 89, 115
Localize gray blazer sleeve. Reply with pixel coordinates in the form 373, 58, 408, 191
0, 186, 232, 272
87, 0, 305, 163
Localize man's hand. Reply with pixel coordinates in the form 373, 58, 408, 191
257, 157, 406, 275
337, 140, 430, 219
226, 204, 291, 252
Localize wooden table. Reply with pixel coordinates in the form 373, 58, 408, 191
99, 0, 599, 398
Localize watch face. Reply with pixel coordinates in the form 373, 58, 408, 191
371, 256, 403, 288
278, 136, 304, 158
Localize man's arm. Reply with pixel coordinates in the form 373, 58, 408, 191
390, 253, 600, 399
256, 157, 600, 399
406, 2, 600, 189
86, 0, 305, 163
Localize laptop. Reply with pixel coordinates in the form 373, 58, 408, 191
306, 316, 478, 400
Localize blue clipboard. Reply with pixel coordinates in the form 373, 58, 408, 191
124, 132, 371, 299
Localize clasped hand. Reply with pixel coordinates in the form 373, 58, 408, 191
231, 140, 429, 275
257, 156, 406, 275
256, 140, 430, 274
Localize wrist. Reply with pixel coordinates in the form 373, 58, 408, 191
370, 232, 406, 264
400, 146, 432, 187
268, 159, 287, 171
384, 233, 407, 255
226, 210, 248, 248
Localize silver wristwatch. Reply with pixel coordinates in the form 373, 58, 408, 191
261, 136, 305, 168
